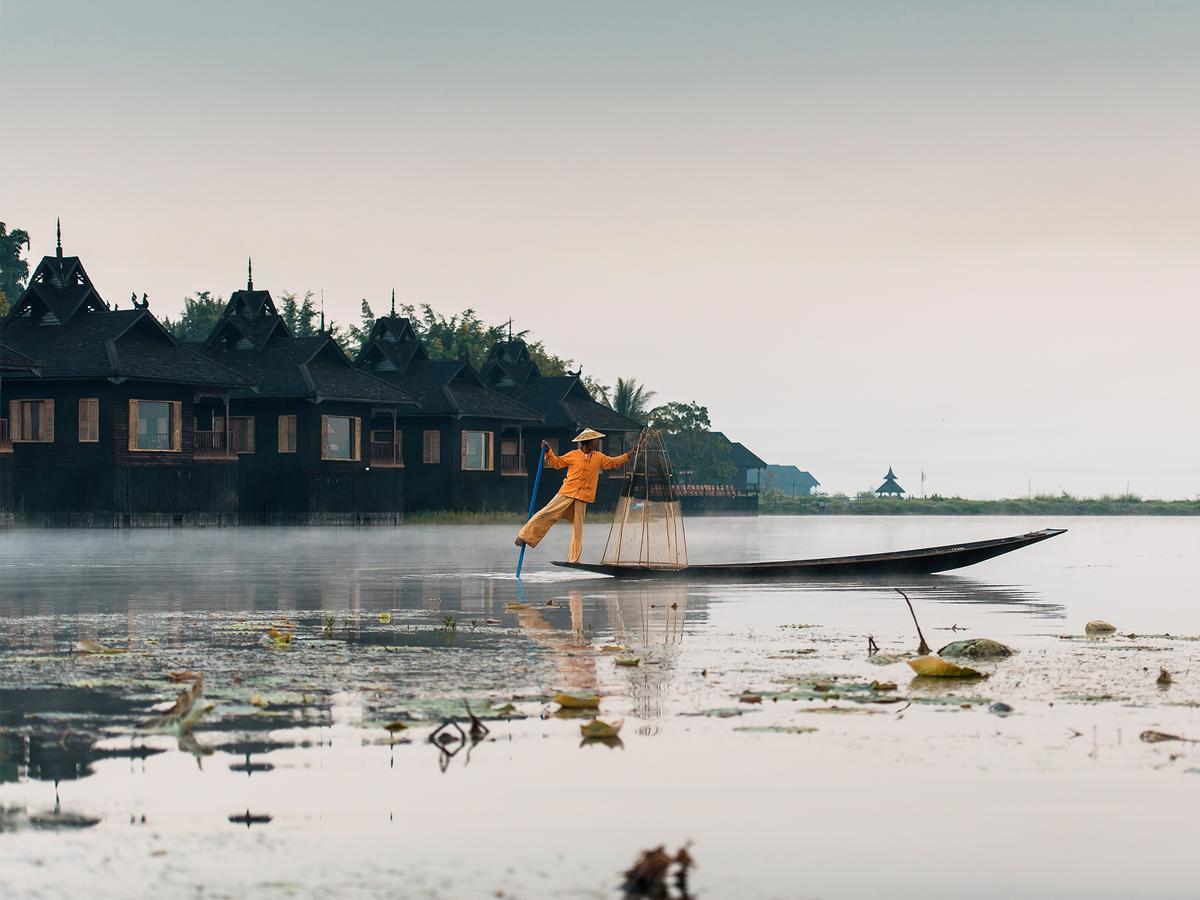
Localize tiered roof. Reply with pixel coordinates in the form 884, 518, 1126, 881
1, 239, 248, 388
480, 339, 640, 434
875, 466, 904, 495
355, 316, 541, 421
201, 276, 415, 405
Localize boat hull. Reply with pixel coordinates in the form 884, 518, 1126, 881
553, 528, 1066, 580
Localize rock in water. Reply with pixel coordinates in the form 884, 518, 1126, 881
989, 702, 1014, 716
1085, 620, 1117, 636
937, 638, 1016, 660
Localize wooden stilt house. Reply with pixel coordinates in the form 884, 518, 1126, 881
353, 312, 543, 512
479, 339, 642, 510
0, 235, 251, 524
199, 269, 419, 522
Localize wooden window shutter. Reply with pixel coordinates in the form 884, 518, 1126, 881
128, 401, 138, 451
461, 430, 468, 469
246, 416, 256, 453
41, 400, 54, 442
352, 417, 361, 461
78, 400, 87, 441
488, 432, 494, 469
171, 401, 182, 451
277, 415, 286, 452
321, 415, 329, 459
8, 400, 17, 440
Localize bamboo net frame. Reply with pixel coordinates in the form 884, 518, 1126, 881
601, 427, 688, 570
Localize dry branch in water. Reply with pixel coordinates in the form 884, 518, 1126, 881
895, 589, 931, 655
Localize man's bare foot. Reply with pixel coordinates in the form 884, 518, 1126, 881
515, 537, 526, 547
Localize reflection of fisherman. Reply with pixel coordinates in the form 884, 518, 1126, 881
514, 428, 639, 563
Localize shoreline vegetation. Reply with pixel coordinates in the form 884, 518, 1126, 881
759, 492, 1200, 516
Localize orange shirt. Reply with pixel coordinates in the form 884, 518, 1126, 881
545, 447, 630, 503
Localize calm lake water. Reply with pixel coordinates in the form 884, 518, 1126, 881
2, 516, 1199, 898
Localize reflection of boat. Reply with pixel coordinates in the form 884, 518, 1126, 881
554, 528, 1066, 580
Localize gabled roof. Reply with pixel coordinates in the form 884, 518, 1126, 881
712, 434, 767, 469
0, 343, 40, 375
1, 308, 249, 386
4, 254, 109, 327
766, 464, 820, 488
496, 374, 641, 433
480, 339, 540, 390
199, 284, 416, 405
355, 316, 541, 421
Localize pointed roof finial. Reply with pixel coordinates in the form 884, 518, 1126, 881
390, 288, 396, 316
320, 290, 326, 333
56, 218, 62, 259
247, 257, 253, 290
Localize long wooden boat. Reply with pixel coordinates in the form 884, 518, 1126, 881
553, 528, 1066, 580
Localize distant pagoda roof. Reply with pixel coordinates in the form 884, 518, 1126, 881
875, 466, 904, 495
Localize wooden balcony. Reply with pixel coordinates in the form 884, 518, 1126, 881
370, 440, 403, 467
0, 419, 10, 453
194, 430, 236, 459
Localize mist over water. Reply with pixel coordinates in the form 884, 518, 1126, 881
2, 517, 1199, 897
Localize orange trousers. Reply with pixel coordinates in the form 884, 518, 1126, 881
518, 493, 587, 563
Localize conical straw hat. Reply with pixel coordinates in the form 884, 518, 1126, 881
572, 428, 605, 442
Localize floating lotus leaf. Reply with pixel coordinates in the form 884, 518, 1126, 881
907, 656, 985, 678
554, 692, 600, 709
937, 638, 1015, 660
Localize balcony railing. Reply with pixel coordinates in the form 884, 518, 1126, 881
370, 440, 403, 467
194, 430, 236, 458
500, 452, 525, 475
0, 418, 10, 453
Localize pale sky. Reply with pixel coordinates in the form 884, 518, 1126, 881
3, 1, 1197, 498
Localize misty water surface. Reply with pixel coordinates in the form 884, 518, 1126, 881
2, 516, 1198, 898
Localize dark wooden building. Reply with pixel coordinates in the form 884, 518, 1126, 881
0, 241, 250, 525
479, 339, 642, 510
766, 464, 820, 497
354, 313, 543, 512
199, 274, 417, 523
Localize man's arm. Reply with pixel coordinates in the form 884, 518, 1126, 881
599, 451, 631, 470
542, 442, 568, 469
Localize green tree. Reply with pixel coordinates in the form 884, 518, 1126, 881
650, 401, 734, 484
612, 377, 656, 424
278, 291, 300, 332
295, 291, 318, 336
0, 221, 32, 315
346, 298, 376, 352
163, 291, 225, 342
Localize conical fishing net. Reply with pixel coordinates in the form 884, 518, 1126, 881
601, 428, 688, 569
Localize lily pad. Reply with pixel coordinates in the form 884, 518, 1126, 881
937, 639, 1015, 660
907, 656, 985, 678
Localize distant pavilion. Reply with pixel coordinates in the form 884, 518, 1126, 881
875, 466, 905, 497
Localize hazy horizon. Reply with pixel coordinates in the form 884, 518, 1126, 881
3, 1, 1197, 499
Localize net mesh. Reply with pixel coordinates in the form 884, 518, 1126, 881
601, 428, 688, 569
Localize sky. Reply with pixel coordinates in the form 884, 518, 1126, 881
2, 1, 1197, 498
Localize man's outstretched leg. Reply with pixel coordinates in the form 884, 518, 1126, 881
516, 493, 575, 550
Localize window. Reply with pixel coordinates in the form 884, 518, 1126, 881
423, 430, 441, 464
10, 399, 54, 442
461, 430, 493, 471
321, 415, 360, 461
230, 416, 255, 454
78, 398, 99, 442
128, 400, 181, 451
278, 415, 297, 453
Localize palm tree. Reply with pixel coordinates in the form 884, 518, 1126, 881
612, 378, 656, 425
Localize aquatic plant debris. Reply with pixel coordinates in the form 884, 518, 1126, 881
907, 656, 986, 678
896, 588, 931, 655
74, 639, 127, 655
1140, 730, 1197, 744
554, 692, 600, 709
937, 638, 1016, 660
580, 718, 622, 739
622, 844, 694, 899
734, 725, 818, 734
615, 656, 641, 667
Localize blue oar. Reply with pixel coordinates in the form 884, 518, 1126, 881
516, 446, 547, 579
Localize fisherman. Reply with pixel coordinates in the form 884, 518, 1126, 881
515, 428, 640, 563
